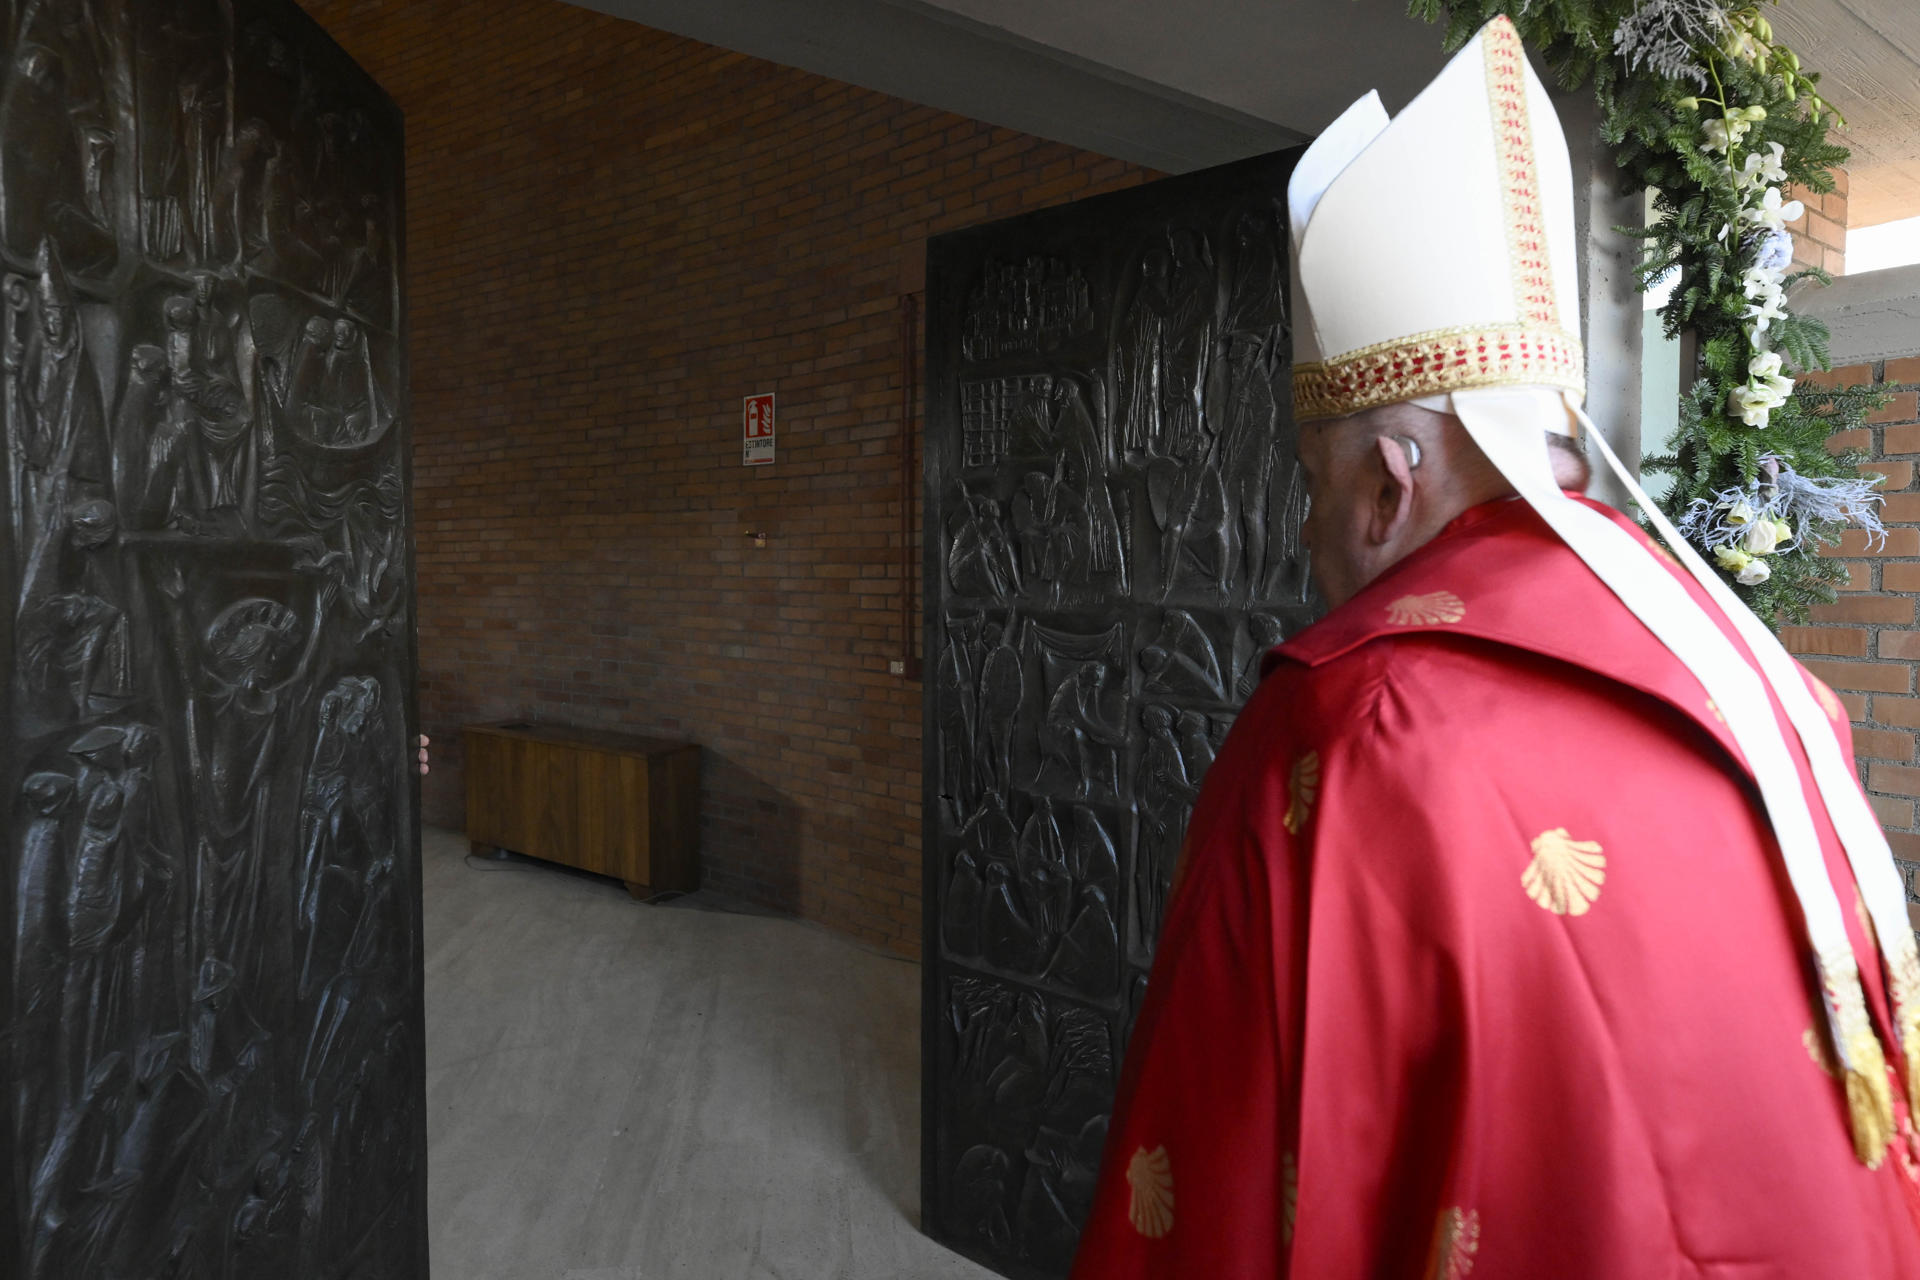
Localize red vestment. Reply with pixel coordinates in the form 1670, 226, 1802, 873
1071, 496, 1920, 1278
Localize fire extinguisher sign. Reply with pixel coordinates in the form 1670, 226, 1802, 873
742, 392, 776, 466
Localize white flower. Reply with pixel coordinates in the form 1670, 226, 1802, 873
1742, 517, 1783, 553
1715, 545, 1753, 572
1742, 277, 1789, 334
1748, 350, 1795, 399
1737, 557, 1773, 585
1741, 265, 1781, 300
1702, 116, 1746, 153
1729, 355, 1793, 426
1736, 143, 1789, 192
1724, 26, 1766, 67
1725, 499, 1756, 525
1741, 186, 1806, 235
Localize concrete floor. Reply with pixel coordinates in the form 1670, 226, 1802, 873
422, 826, 996, 1280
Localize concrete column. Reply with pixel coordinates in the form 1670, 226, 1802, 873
1554, 88, 1646, 507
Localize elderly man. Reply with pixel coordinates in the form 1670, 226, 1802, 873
1071, 17, 1920, 1279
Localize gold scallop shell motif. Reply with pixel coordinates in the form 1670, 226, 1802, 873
1521, 828, 1606, 916
1386, 591, 1466, 626
1283, 752, 1321, 836
1126, 1145, 1174, 1240
1431, 1207, 1480, 1280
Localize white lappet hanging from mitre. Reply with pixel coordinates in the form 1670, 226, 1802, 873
1287, 13, 1920, 1168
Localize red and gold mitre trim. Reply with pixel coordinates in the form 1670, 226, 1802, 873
1483, 17, 1559, 329
1291, 322, 1584, 422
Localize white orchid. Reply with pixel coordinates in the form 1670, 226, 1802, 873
1736, 142, 1789, 192
1741, 265, 1780, 300
1743, 281, 1789, 334
1702, 116, 1744, 153
1741, 185, 1805, 234
1704, 106, 1765, 155
1724, 26, 1766, 65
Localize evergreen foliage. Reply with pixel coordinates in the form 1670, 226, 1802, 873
1407, 0, 1884, 623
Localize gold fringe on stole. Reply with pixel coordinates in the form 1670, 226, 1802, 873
1824, 946, 1896, 1168
1846, 1059, 1895, 1169
1889, 937, 1920, 1118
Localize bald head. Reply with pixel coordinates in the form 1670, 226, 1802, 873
1297, 401, 1590, 608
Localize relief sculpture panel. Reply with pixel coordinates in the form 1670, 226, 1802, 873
925, 151, 1308, 1279
0, 3, 423, 1275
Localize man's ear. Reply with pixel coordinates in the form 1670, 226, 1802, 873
1368, 433, 1418, 546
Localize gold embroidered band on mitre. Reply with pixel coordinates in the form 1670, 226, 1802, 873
1291, 323, 1584, 422
1821, 944, 1896, 1168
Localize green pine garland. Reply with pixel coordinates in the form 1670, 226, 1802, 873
1408, 0, 1888, 624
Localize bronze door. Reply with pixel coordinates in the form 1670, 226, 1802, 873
922, 150, 1313, 1279
0, 1, 424, 1274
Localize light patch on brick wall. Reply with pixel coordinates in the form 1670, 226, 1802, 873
1788, 354, 1920, 928
298, 0, 1157, 954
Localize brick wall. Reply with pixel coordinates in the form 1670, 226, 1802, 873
1788, 168, 1849, 275
297, 0, 1155, 952
1786, 355, 1920, 924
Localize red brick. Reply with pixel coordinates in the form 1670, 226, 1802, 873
1883, 630, 1920, 660
1880, 493, 1920, 523
1864, 461, 1914, 490
1853, 728, 1915, 762
1887, 356, 1920, 386
1800, 364, 1874, 390
1817, 528, 1920, 557
1810, 596, 1915, 624
1801, 659, 1912, 693
1871, 793, 1915, 828
1884, 563, 1920, 593
1879, 697, 1920, 729
1782, 625, 1867, 656
1871, 392, 1920, 426
1811, 211, 1845, 249
1889, 832, 1920, 861
1839, 690, 1870, 721
1869, 763, 1920, 796
1826, 428, 1873, 454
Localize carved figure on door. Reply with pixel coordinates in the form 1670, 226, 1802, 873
1038, 662, 1125, 799
948, 489, 1018, 599
1135, 704, 1198, 949
1138, 610, 1225, 703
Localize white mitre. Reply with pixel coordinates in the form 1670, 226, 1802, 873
1288, 15, 1920, 1171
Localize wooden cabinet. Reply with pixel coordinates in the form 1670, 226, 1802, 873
463, 722, 701, 897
